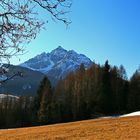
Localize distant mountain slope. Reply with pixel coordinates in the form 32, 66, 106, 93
0, 47, 93, 96
0, 65, 45, 96
21, 46, 93, 85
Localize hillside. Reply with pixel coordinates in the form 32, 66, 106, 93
0, 65, 44, 96
0, 116, 140, 140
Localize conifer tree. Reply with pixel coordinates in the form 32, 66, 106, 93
128, 70, 140, 111
97, 60, 114, 114
37, 77, 52, 124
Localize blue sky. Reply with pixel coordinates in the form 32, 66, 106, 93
11, 0, 140, 78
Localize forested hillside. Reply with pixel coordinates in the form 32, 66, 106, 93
0, 61, 140, 128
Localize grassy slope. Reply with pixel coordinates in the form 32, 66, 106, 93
0, 116, 140, 140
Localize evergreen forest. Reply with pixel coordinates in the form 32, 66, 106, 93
0, 61, 140, 128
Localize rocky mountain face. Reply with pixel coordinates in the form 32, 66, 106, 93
0, 47, 93, 96
21, 46, 93, 85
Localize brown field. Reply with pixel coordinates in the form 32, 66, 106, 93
0, 116, 140, 140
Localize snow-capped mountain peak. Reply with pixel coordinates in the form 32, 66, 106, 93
20, 47, 93, 85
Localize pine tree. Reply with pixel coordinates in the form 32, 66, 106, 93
110, 65, 129, 114
128, 70, 140, 111
73, 64, 86, 120
37, 77, 52, 124
97, 60, 114, 115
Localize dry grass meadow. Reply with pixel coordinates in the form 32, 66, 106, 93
0, 116, 140, 140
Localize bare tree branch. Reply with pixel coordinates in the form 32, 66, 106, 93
0, 0, 71, 84
0, 71, 23, 85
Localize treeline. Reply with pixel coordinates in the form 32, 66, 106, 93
0, 96, 33, 128
0, 61, 140, 128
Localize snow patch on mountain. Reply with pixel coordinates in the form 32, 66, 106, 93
22, 84, 32, 90
0, 75, 7, 81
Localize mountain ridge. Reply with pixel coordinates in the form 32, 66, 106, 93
0, 47, 93, 96
20, 46, 93, 85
